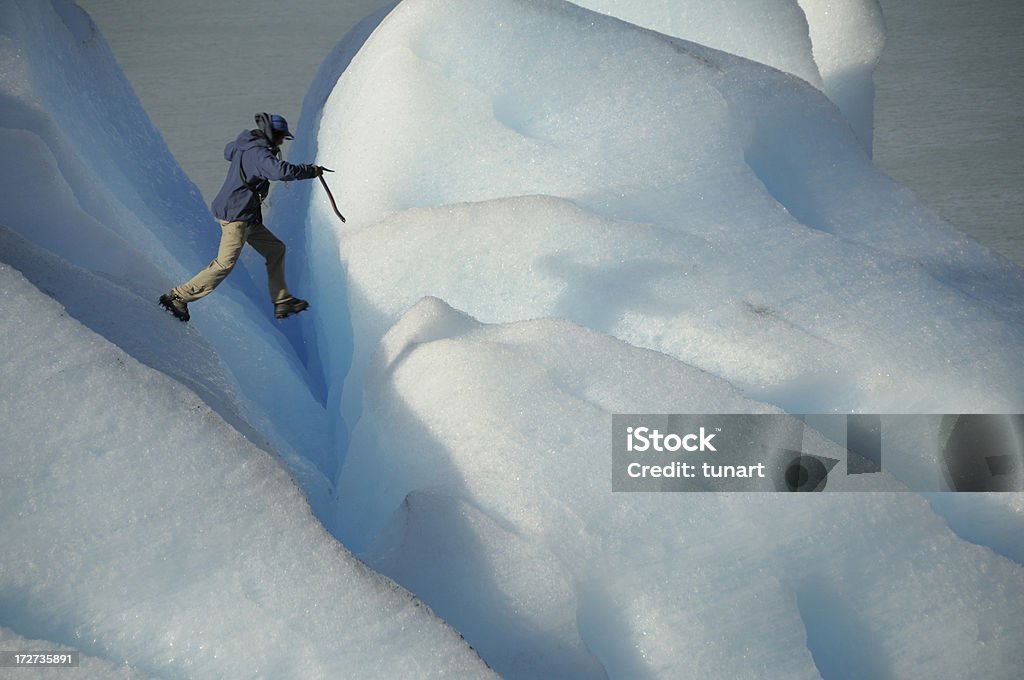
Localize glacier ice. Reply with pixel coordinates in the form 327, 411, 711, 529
569, 0, 886, 152
0, 0, 494, 676
337, 296, 1024, 679
2, 0, 1023, 677
0, 263, 494, 678
291, 0, 1024, 677
0, 626, 154, 679
305, 0, 1024, 433
0, 0, 336, 482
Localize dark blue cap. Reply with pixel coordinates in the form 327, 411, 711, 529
270, 114, 293, 140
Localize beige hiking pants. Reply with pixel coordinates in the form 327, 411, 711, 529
172, 219, 291, 304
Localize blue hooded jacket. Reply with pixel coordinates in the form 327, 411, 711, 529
210, 116, 318, 223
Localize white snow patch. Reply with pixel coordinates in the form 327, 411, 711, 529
337, 296, 1024, 679
0, 265, 494, 679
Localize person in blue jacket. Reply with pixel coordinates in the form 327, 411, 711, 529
160, 112, 325, 322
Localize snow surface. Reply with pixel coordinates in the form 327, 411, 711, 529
337, 296, 1024, 679
0, 626, 154, 679
290, 0, 1024, 677
569, 0, 886, 152
0, 0, 335, 487
303, 0, 1024, 430
1, 1, 492, 677
3, 0, 1024, 677
0, 264, 493, 678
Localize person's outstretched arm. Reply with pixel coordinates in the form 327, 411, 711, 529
254, 148, 322, 182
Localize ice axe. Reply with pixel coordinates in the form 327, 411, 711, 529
317, 167, 346, 223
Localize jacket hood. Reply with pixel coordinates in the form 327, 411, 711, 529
223, 112, 281, 161
223, 129, 273, 162
253, 111, 276, 141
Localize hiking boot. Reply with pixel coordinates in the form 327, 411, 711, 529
275, 297, 309, 319
159, 292, 190, 322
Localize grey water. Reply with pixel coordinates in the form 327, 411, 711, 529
873, 0, 1024, 267
79, 0, 1024, 267
77, 0, 394, 204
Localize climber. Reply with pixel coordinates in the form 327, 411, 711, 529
160, 112, 326, 322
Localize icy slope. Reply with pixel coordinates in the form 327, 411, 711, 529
0, 264, 494, 678
569, 0, 886, 151
3, 0, 1022, 678
0, 626, 154, 679
1, 1, 494, 676
306, 0, 1024, 433
294, 1, 1024, 677
573, 0, 824, 88
0, 0, 334, 483
336, 297, 1024, 679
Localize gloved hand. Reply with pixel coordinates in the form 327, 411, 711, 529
311, 165, 334, 177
